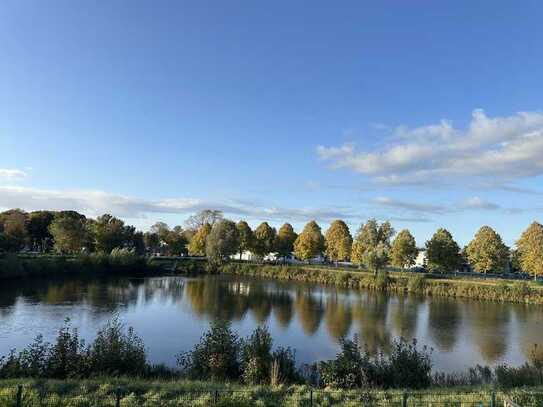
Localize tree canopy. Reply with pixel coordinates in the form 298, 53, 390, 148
188, 223, 212, 256
48, 212, 89, 254
236, 221, 254, 259
351, 219, 395, 270
253, 222, 276, 258
465, 226, 509, 274
275, 223, 297, 260
390, 229, 418, 269
516, 221, 543, 279
294, 220, 325, 261
325, 220, 352, 262
425, 228, 461, 273
206, 219, 240, 264
184, 210, 223, 231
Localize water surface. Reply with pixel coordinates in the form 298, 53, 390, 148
1, 274, 542, 373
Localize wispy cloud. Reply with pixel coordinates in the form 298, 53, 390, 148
373, 195, 506, 214
317, 109, 543, 187
0, 169, 27, 180
0, 186, 358, 225
459, 196, 501, 210
373, 197, 448, 214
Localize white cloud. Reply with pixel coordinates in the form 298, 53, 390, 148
317, 109, 543, 186
373, 197, 447, 214
0, 169, 27, 179
459, 196, 501, 210
0, 186, 357, 225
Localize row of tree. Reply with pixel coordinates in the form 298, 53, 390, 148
1, 208, 542, 277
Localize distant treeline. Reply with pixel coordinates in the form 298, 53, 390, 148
1, 208, 542, 278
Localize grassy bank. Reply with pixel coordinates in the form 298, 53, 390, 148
1, 379, 541, 406
215, 263, 543, 305
0, 252, 156, 279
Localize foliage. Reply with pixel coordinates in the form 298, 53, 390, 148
236, 221, 254, 259
0, 209, 28, 251
390, 229, 418, 269
177, 320, 241, 381
324, 220, 353, 262
26, 210, 55, 251
351, 219, 395, 270
407, 274, 426, 293
275, 223, 297, 260
92, 214, 130, 254
205, 219, 240, 264
293, 220, 325, 261
363, 242, 390, 274
163, 228, 188, 256
240, 325, 273, 385
517, 221, 543, 279
187, 224, 212, 256
184, 210, 223, 232
253, 222, 277, 258
465, 226, 509, 274
425, 228, 461, 273
48, 212, 89, 254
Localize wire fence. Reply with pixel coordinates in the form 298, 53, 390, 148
2, 385, 539, 407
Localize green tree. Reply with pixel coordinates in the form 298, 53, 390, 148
425, 228, 461, 273
205, 219, 240, 264
164, 227, 189, 256
516, 221, 543, 280
352, 219, 395, 270
324, 220, 352, 263
275, 223, 298, 262
293, 220, 325, 261
143, 232, 159, 254
253, 222, 276, 259
131, 231, 146, 255
150, 222, 170, 243
363, 242, 390, 274
26, 211, 55, 252
236, 221, 254, 259
390, 229, 418, 269
465, 226, 509, 274
92, 214, 128, 253
188, 223, 212, 256
49, 212, 89, 254
0, 209, 28, 251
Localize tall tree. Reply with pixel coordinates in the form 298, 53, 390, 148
26, 211, 55, 252
184, 210, 223, 231
351, 219, 395, 270
131, 231, 146, 255
293, 220, 325, 261
150, 222, 170, 243
92, 214, 128, 253
143, 232, 160, 254
205, 219, 240, 264
0, 209, 28, 251
236, 221, 254, 259
48, 212, 88, 254
188, 223, 212, 256
425, 228, 461, 273
164, 227, 189, 256
275, 223, 298, 261
324, 220, 352, 263
253, 222, 276, 258
465, 226, 509, 274
516, 221, 543, 280
390, 229, 418, 269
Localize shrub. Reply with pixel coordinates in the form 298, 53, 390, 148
177, 320, 241, 381
373, 271, 389, 290
271, 347, 299, 385
240, 325, 273, 385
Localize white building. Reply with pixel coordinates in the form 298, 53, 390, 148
414, 249, 427, 268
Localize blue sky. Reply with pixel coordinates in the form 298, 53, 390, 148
1, 0, 543, 247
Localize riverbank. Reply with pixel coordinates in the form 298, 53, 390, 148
215, 263, 543, 305
0, 379, 541, 406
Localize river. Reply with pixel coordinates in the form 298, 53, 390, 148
0, 273, 541, 373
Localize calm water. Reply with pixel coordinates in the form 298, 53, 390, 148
1, 273, 542, 373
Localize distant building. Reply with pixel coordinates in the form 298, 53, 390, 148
414, 249, 427, 268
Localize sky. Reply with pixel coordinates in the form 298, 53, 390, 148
1, 0, 543, 247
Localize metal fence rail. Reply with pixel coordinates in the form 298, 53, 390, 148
1, 385, 542, 407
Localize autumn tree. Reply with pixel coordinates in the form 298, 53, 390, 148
236, 220, 254, 259
351, 219, 395, 271
390, 229, 418, 269
48, 212, 89, 254
184, 210, 223, 231
92, 214, 129, 253
465, 226, 509, 274
26, 210, 55, 252
253, 222, 276, 259
516, 221, 543, 280
324, 220, 352, 263
293, 220, 325, 262
0, 209, 28, 251
188, 223, 212, 256
425, 228, 461, 273
206, 219, 240, 264
275, 223, 298, 262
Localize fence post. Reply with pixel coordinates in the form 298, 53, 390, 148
490, 390, 496, 407
16, 385, 22, 407
214, 389, 218, 405
309, 389, 313, 407
402, 392, 408, 407
115, 387, 121, 407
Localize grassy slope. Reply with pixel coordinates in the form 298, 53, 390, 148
0, 379, 541, 406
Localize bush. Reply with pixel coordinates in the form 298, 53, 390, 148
177, 320, 241, 381
240, 326, 273, 385
407, 275, 426, 294
373, 271, 389, 290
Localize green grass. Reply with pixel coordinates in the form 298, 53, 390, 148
0, 379, 541, 406
215, 263, 543, 305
